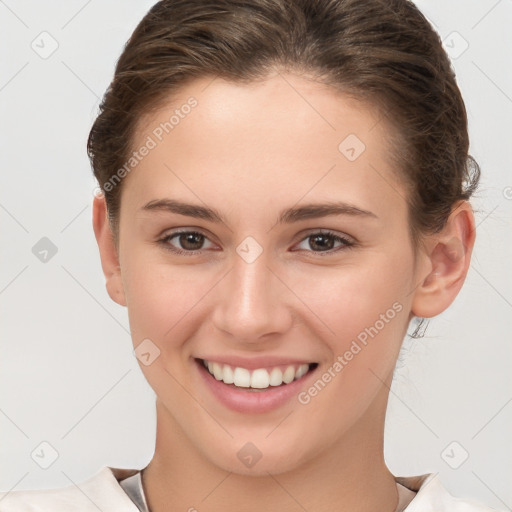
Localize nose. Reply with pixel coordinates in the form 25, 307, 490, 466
211, 249, 294, 344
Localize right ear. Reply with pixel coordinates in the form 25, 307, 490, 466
92, 194, 127, 307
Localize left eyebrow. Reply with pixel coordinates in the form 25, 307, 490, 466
140, 198, 378, 225
277, 202, 378, 223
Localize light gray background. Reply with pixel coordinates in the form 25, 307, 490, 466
1, 0, 511, 509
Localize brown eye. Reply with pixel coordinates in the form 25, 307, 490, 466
293, 231, 354, 254
176, 232, 205, 250
159, 230, 215, 255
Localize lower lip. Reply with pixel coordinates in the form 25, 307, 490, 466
194, 359, 317, 414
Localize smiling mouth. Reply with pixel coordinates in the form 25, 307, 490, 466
197, 358, 318, 390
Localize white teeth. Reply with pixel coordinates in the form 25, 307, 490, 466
212, 362, 223, 380
251, 369, 270, 389
222, 364, 234, 384
296, 363, 309, 379
282, 366, 295, 384
269, 367, 283, 386
202, 360, 312, 389
233, 367, 251, 387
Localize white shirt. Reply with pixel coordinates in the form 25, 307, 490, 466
0, 466, 503, 512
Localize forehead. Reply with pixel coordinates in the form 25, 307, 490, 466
122, 73, 406, 223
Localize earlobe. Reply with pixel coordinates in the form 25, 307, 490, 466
92, 194, 127, 307
411, 201, 476, 318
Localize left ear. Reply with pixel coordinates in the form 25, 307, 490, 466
411, 200, 476, 318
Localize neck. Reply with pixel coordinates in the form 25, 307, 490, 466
142, 387, 397, 512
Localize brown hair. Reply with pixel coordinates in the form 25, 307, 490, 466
87, 0, 479, 248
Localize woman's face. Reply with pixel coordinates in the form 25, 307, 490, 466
109, 72, 428, 475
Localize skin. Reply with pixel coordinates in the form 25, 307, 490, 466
93, 71, 475, 512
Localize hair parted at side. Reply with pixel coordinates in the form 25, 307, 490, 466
87, 0, 480, 248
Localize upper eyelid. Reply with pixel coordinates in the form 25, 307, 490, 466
298, 228, 354, 242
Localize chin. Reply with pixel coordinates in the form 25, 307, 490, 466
199, 435, 313, 477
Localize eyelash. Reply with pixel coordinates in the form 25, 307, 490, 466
157, 229, 355, 257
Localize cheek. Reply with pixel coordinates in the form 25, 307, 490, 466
291, 252, 413, 340
290, 265, 411, 434
291, 254, 413, 391
121, 260, 212, 405
121, 252, 217, 354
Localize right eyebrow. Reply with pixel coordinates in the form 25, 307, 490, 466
141, 199, 224, 223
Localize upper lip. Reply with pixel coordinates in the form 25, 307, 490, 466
195, 355, 316, 370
